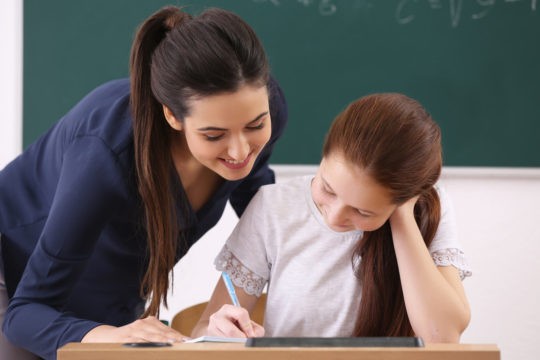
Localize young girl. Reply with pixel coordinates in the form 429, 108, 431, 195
0, 6, 287, 359
192, 93, 471, 342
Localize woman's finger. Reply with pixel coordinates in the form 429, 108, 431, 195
120, 316, 185, 343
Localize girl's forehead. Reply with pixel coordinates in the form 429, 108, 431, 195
320, 155, 394, 209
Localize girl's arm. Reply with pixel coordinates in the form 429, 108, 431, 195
191, 276, 263, 338
390, 197, 471, 343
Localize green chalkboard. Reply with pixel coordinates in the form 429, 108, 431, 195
24, 0, 540, 166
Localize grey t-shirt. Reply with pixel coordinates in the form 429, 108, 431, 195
215, 175, 471, 336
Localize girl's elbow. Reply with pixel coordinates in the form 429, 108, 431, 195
419, 322, 463, 343
453, 304, 472, 339
420, 312, 471, 343
423, 330, 461, 343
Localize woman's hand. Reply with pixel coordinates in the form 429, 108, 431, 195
81, 316, 187, 343
207, 304, 265, 338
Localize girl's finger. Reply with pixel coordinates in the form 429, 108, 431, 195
250, 321, 265, 337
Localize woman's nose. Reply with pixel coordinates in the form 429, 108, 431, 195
227, 135, 250, 161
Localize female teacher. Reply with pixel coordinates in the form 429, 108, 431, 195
0, 6, 287, 359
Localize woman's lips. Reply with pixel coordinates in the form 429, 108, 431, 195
220, 153, 252, 170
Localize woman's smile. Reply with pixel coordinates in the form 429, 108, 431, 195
220, 153, 252, 170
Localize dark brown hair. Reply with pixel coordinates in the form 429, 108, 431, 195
129, 6, 269, 317
322, 93, 442, 336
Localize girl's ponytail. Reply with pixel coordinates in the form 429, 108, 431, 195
351, 188, 440, 337
414, 187, 441, 245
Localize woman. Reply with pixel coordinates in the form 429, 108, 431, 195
192, 93, 470, 342
0, 6, 287, 359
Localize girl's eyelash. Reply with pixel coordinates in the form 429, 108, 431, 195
322, 182, 372, 217
323, 186, 335, 195
205, 135, 223, 142
357, 210, 371, 217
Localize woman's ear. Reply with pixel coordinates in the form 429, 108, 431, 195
163, 105, 183, 131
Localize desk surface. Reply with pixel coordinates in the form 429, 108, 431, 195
58, 342, 499, 360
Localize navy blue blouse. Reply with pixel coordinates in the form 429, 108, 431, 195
0, 77, 287, 359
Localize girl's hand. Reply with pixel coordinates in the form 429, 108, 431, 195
207, 304, 265, 338
81, 316, 187, 343
390, 195, 419, 226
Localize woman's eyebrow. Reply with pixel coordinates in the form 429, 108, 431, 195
246, 111, 269, 125
197, 111, 269, 131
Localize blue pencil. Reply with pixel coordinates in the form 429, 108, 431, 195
221, 272, 240, 306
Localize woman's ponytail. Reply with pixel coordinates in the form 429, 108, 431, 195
129, 5, 269, 319
130, 7, 189, 317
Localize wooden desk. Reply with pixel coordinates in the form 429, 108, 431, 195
58, 342, 499, 360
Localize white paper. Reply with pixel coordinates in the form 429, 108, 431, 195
183, 336, 247, 343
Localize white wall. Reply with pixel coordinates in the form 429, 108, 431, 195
0, 0, 22, 168
441, 168, 540, 360
3, 2, 539, 359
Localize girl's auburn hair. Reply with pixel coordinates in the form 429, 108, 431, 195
322, 93, 442, 336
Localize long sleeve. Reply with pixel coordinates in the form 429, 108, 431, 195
3, 136, 130, 359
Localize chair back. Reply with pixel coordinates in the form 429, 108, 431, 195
171, 293, 267, 336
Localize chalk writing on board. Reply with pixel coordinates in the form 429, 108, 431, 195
396, 0, 538, 27
253, 0, 337, 16
253, 0, 537, 27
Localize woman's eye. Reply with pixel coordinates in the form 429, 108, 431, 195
247, 120, 265, 130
